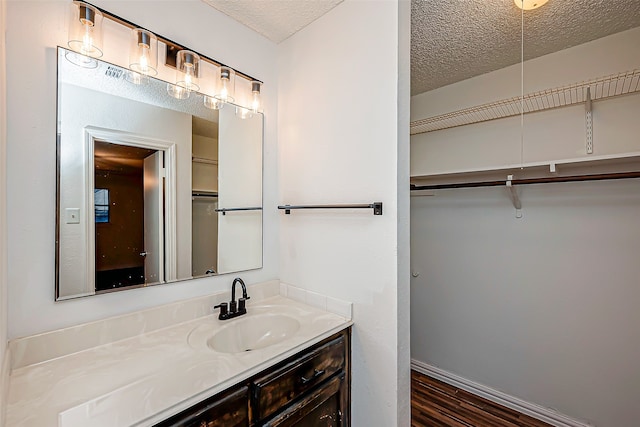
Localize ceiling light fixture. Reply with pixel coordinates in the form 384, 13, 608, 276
514, 0, 549, 10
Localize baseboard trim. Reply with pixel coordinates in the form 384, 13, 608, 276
1, 347, 10, 427
411, 359, 593, 427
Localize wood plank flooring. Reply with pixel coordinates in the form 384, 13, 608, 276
411, 370, 553, 427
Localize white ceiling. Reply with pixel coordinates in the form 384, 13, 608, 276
411, 0, 640, 95
201, 0, 344, 43
199, 0, 640, 96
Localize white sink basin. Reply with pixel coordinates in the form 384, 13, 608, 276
207, 313, 301, 353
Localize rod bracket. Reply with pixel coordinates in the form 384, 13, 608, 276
506, 175, 523, 219
372, 202, 383, 215
586, 87, 593, 154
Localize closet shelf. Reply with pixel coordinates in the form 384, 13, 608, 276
410, 69, 640, 135
410, 152, 640, 189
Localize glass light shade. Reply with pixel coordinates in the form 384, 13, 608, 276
514, 0, 549, 10
67, 1, 103, 58
250, 81, 262, 113
236, 106, 252, 120
167, 83, 189, 99
175, 50, 200, 92
129, 28, 158, 77
125, 70, 149, 85
204, 95, 224, 110
214, 66, 235, 103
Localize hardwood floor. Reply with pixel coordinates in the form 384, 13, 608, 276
411, 370, 553, 427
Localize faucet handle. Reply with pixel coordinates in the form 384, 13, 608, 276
238, 297, 248, 312
213, 302, 228, 317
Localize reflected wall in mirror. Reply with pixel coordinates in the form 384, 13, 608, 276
56, 47, 263, 300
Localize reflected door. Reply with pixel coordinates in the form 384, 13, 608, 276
143, 151, 164, 284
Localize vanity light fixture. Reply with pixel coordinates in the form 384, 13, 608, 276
168, 50, 200, 99
64, 1, 264, 110
66, 1, 103, 68
215, 66, 236, 103
514, 0, 549, 10
176, 50, 200, 92
250, 81, 262, 113
129, 28, 158, 78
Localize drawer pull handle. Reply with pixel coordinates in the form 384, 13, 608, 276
301, 369, 325, 384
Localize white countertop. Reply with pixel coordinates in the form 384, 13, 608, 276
6, 295, 352, 427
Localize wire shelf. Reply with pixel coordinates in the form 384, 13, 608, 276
410, 69, 640, 135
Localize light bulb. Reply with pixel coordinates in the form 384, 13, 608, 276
82, 31, 93, 55
514, 0, 549, 10
220, 83, 228, 101
139, 51, 149, 73
251, 93, 260, 113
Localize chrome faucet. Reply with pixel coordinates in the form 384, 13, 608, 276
214, 277, 250, 320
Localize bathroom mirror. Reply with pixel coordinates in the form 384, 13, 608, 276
56, 47, 263, 300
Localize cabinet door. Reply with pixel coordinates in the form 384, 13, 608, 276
154, 386, 249, 427
262, 373, 345, 427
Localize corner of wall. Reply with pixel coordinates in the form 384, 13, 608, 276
0, 0, 8, 420
396, 0, 412, 425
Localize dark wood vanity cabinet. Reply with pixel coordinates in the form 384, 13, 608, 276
155, 328, 351, 427
155, 386, 249, 427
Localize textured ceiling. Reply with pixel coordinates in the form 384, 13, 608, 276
411, 0, 640, 95
201, 0, 344, 43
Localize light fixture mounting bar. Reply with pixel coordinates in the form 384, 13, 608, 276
81, 1, 262, 84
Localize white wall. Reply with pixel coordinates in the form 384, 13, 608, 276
5, 0, 278, 339
58, 83, 193, 297
277, 1, 410, 425
411, 181, 640, 427
410, 28, 640, 427
411, 27, 640, 177
0, 0, 8, 421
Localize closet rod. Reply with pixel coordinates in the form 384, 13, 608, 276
192, 192, 218, 198
215, 207, 262, 216
410, 171, 640, 191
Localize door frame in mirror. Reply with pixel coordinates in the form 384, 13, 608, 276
55, 126, 178, 300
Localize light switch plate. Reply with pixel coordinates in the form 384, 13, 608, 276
65, 208, 80, 224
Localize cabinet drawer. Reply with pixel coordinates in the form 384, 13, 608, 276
252, 335, 346, 421
262, 372, 344, 427
154, 386, 249, 427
